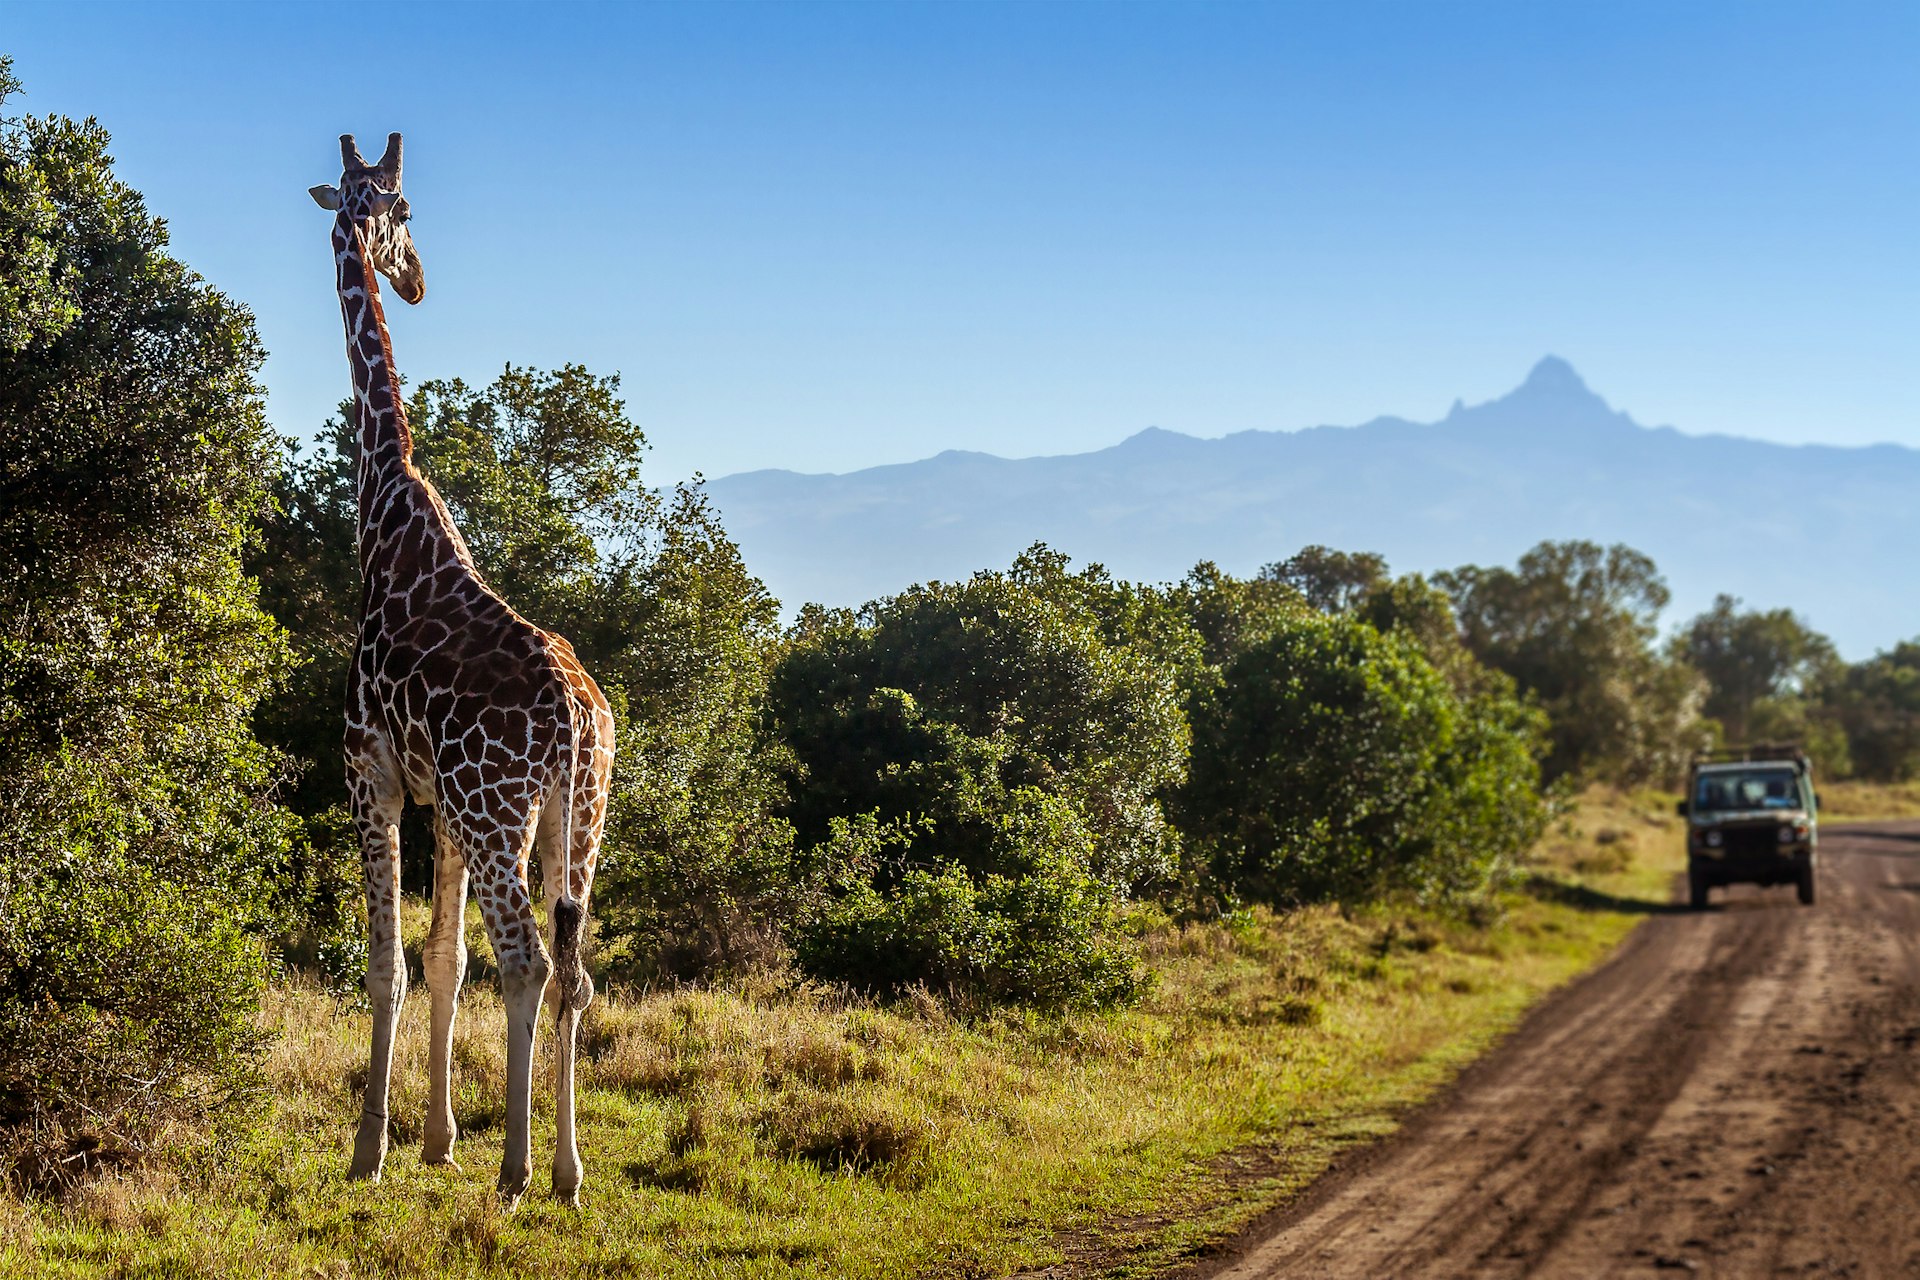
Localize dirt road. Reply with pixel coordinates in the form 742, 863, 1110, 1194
1187, 822, 1920, 1279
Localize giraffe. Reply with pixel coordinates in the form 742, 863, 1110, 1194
309, 133, 615, 1206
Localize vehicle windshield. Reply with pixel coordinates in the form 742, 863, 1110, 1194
1694, 767, 1805, 812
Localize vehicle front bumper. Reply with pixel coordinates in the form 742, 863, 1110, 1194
1690, 845, 1815, 888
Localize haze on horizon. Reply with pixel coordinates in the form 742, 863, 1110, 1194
4, 1, 1915, 484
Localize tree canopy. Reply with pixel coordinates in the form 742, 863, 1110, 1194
1438, 540, 1705, 781
0, 60, 288, 1153
770, 547, 1191, 894
1673, 594, 1837, 745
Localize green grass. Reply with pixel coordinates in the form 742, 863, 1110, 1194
1, 793, 1682, 1279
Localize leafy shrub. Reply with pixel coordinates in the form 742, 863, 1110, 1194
795, 797, 1145, 1010
588, 485, 801, 979
1178, 611, 1549, 905
770, 551, 1191, 895
765, 551, 1185, 1008
0, 865, 270, 1164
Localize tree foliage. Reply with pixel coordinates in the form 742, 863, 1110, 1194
771, 547, 1191, 893
1438, 540, 1706, 782
1673, 594, 1838, 745
1263, 545, 1389, 614
1165, 561, 1308, 668
1175, 610, 1548, 905
0, 63, 284, 1165
1820, 642, 1920, 782
769, 548, 1188, 1005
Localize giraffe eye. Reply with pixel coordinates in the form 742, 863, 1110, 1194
393, 199, 412, 224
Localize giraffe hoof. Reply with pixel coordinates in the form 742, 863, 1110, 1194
496, 1166, 531, 1210
422, 1154, 463, 1172
554, 1185, 581, 1209
350, 1115, 389, 1181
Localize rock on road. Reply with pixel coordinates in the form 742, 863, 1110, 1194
1184, 822, 1920, 1279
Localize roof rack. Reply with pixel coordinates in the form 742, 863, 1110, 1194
1691, 742, 1812, 770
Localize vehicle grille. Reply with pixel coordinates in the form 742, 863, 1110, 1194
1722, 826, 1781, 857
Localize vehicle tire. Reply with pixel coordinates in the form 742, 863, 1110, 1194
1798, 865, 1816, 906
1689, 869, 1709, 911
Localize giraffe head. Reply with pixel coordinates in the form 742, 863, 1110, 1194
309, 133, 425, 304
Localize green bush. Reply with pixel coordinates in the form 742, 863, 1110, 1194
587, 484, 800, 980
767, 552, 1185, 1008
0, 861, 270, 1143
1178, 611, 1549, 905
794, 796, 1144, 1010
770, 551, 1191, 895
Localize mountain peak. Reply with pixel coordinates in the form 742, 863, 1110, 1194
1437, 354, 1627, 435
1520, 355, 1591, 397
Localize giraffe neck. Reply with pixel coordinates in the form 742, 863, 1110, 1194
331, 213, 478, 589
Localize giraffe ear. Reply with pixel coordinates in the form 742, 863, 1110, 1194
309, 184, 343, 210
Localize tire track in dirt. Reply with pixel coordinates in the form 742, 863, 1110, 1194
1181, 822, 1920, 1279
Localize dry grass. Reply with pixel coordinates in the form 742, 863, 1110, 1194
0, 796, 1670, 1279
1530, 784, 1684, 882
1815, 778, 1920, 821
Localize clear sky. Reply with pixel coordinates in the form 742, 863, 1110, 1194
5, 1, 1915, 483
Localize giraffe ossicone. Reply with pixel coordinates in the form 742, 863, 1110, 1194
312, 131, 615, 1207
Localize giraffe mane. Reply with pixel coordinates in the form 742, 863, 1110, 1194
342, 213, 415, 460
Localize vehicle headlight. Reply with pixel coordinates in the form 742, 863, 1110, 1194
1704, 829, 1723, 848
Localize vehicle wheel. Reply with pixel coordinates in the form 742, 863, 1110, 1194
1689, 869, 1709, 911
1798, 865, 1816, 906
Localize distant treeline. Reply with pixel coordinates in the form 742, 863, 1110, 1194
5, 64, 1918, 1177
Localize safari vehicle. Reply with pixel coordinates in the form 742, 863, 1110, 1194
1676, 744, 1817, 910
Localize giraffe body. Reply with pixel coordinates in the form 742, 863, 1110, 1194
311, 134, 613, 1204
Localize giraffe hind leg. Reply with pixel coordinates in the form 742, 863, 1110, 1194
454, 803, 550, 1206
536, 760, 602, 1206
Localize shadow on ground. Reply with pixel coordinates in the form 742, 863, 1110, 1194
1521, 874, 1688, 917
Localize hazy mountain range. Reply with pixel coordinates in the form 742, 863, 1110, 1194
707, 358, 1917, 657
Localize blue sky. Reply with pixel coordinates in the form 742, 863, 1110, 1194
6, 1, 1915, 483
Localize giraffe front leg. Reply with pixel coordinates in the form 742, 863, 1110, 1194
538, 794, 597, 1208
347, 759, 405, 1182
421, 818, 469, 1170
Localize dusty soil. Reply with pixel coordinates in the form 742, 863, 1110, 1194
1182, 822, 1920, 1279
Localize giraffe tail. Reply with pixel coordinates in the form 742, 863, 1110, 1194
552, 694, 592, 1015
553, 898, 589, 1013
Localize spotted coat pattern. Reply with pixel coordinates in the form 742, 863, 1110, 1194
315, 134, 613, 1203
